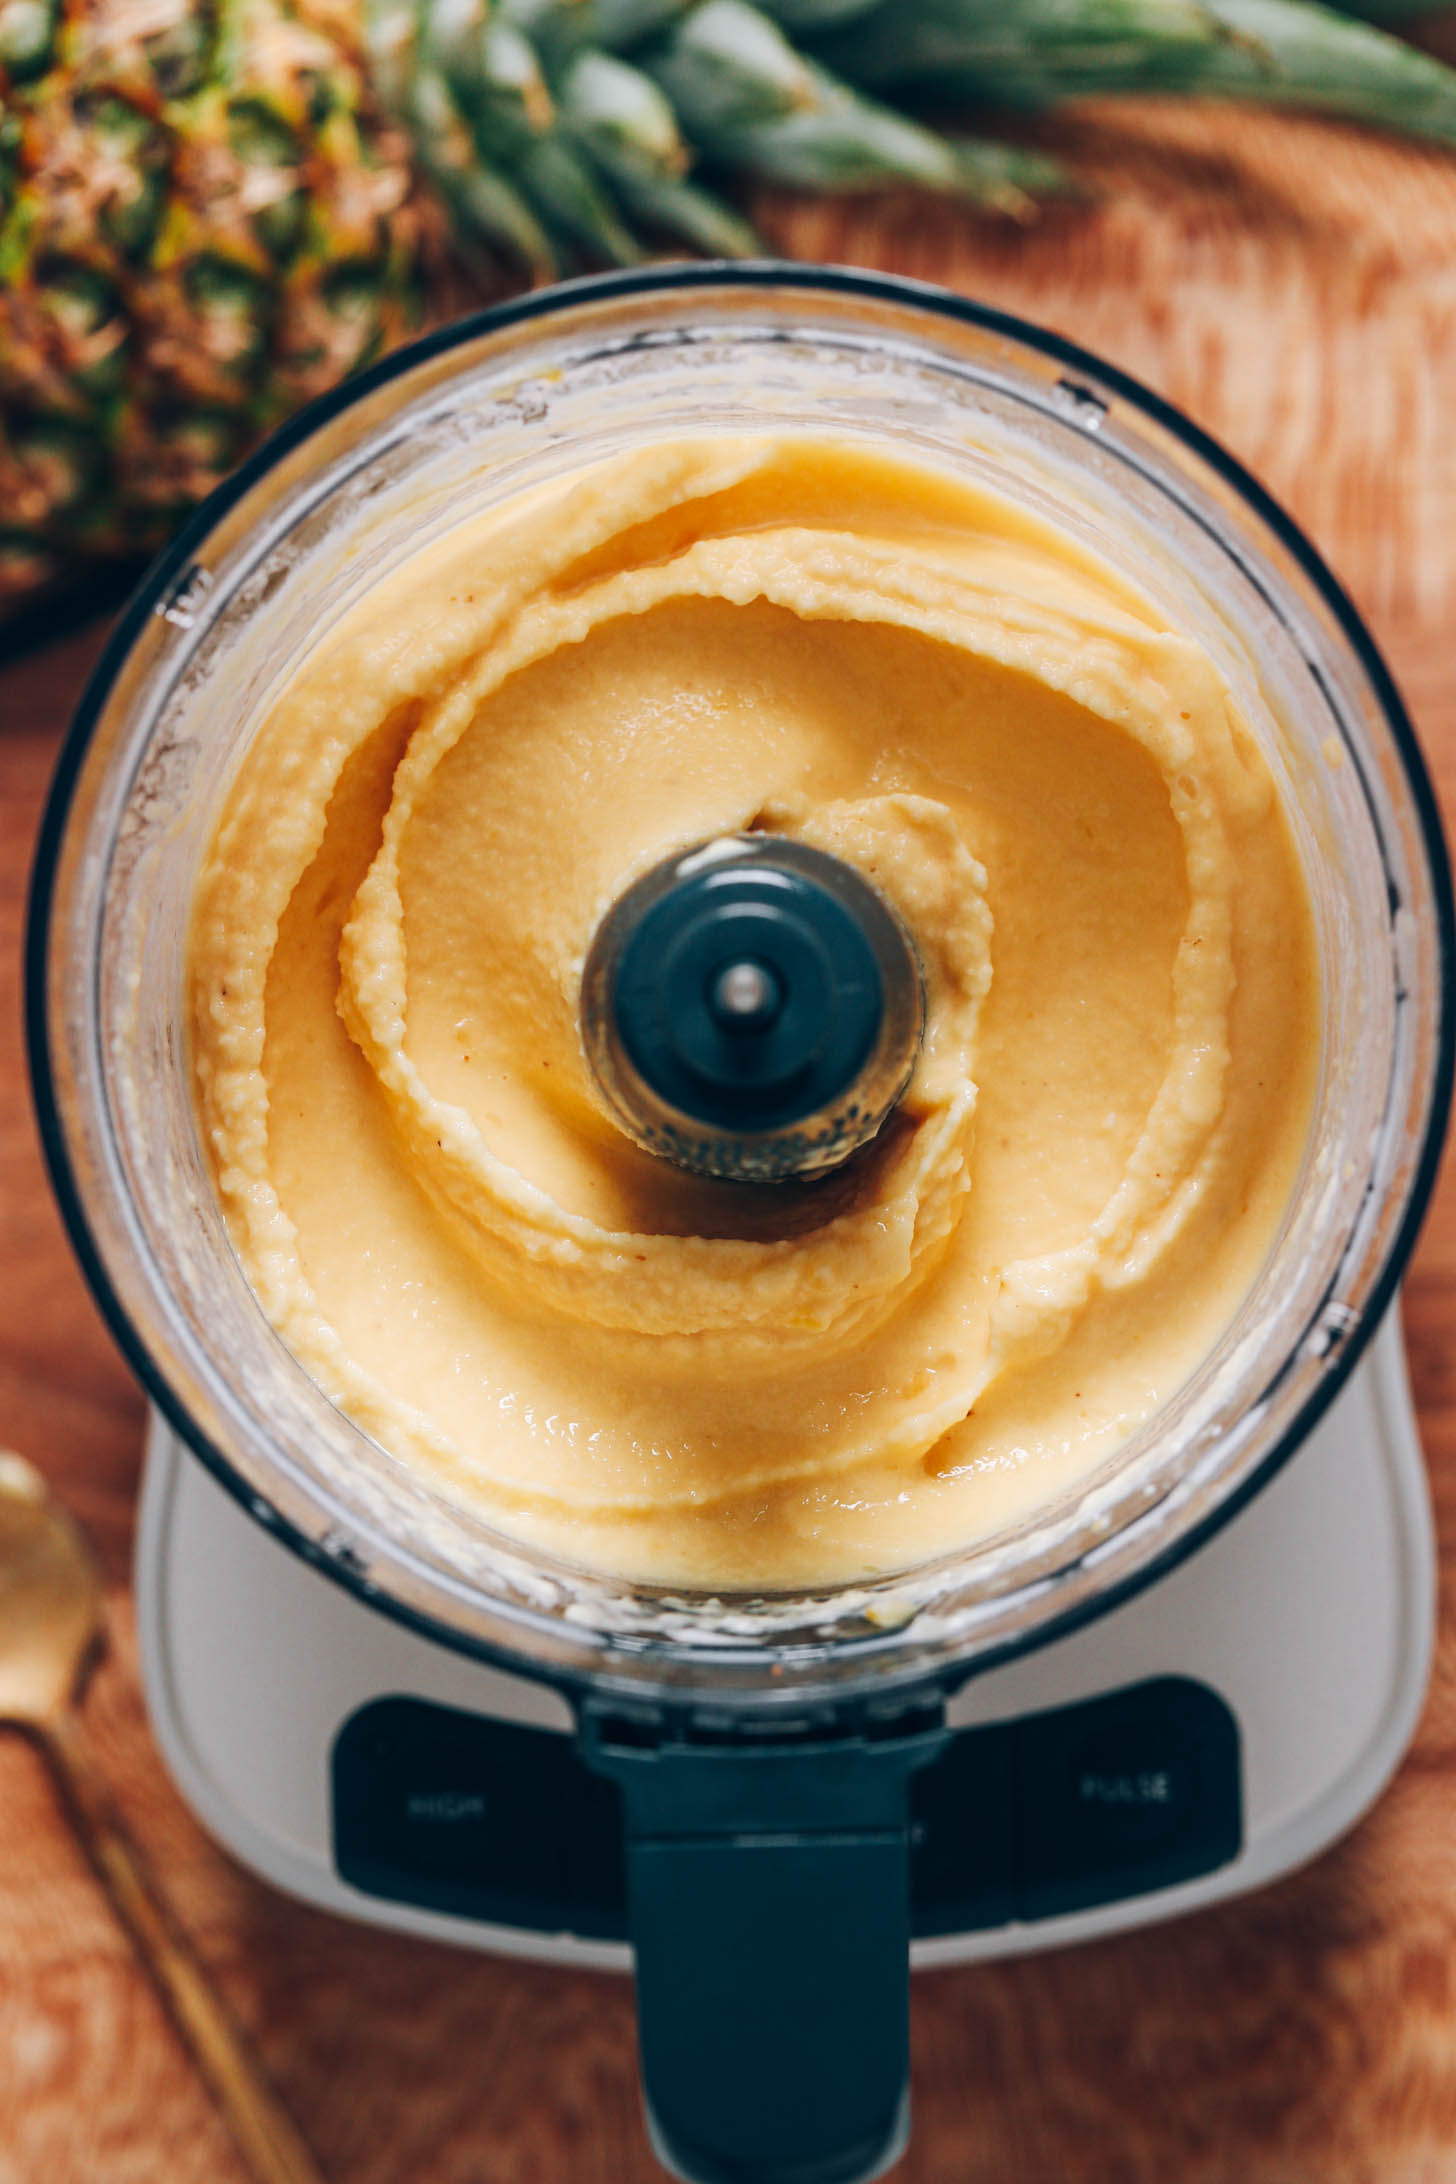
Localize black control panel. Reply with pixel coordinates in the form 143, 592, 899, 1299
332, 1676, 1241, 1940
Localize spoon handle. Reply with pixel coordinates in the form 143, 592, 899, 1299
40, 1706, 329, 2184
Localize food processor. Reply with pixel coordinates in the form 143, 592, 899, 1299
28, 266, 1453, 2184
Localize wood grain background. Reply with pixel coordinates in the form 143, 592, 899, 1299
4, 99, 1456, 2184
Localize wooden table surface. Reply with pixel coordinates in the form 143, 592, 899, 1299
4, 101, 1456, 2184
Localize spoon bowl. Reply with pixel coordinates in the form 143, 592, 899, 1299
0, 1449, 102, 1727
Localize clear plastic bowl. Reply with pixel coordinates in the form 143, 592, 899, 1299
28, 265, 1454, 1717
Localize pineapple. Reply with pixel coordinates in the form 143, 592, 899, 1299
0, 0, 442, 599
4, 0, 1456, 611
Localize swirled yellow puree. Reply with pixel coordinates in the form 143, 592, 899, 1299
190, 438, 1318, 1589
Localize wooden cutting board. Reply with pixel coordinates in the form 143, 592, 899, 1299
3, 99, 1456, 2184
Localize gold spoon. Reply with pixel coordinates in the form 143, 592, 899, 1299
0, 1448, 328, 2184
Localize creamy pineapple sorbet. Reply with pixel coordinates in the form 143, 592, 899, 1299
191, 437, 1318, 1590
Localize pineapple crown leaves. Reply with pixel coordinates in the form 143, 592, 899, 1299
815, 0, 1456, 141
363, 0, 1456, 282
5, 0, 1456, 600
374, 0, 1085, 267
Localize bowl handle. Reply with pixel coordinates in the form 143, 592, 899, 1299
581, 1704, 947, 2184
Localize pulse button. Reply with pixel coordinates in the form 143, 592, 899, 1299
1072, 1740, 1183, 1848
1013, 1677, 1241, 1920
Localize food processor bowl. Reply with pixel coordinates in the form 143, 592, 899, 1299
29, 268, 1453, 2184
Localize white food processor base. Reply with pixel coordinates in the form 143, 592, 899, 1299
136, 1309, 1434, 1972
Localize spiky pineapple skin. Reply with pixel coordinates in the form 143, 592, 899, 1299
0, 0, 444, 601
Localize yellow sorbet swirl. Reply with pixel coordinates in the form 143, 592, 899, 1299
190, 437, 1319, 1588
